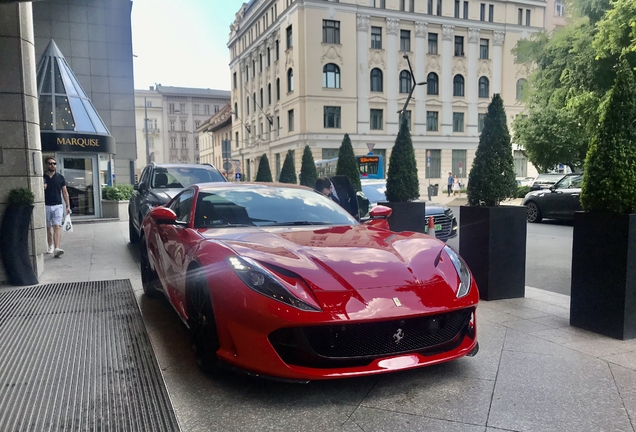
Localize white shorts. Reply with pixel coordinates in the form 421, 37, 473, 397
46, 205, 64, 227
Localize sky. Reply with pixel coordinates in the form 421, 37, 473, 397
131, 0, 247, 91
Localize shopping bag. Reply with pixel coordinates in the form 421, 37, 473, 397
63, 213, 73, 233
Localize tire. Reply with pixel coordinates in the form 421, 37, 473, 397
526, 201, 543, 223
187, 267, 220, 374
140, 236, 160, 297
129, 217, 140, 244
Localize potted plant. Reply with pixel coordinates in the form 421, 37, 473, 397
255, 153, 273, 182
299, 145, 318, 187
0, 187, 38, 286
570, 58, 636, 340
278, 150, 297, 184
459, 94, 526, 300
102, 184, 133, 220
380, 118, 427, 233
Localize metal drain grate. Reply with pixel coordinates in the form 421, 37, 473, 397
0, 280, 180, 432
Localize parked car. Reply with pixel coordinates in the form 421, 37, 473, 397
529, 173, 566, 190
523, 173, 583, 223
129, 163, 226, 243
361, 180, 458, 241
516, 177, 534, 187
140, 183, 479, 381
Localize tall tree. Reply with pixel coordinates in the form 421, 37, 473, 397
278, 150, 297, 184
299, 145, 318, 187
335, 134, 361, 192
385, 117, 419, 202
254, 153, 273, 182
581, 57, 636, 214
467, 94, 517, 206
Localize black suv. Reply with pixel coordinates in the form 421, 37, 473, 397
129, 163, 226, 243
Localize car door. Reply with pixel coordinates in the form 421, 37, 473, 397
562, 174, 583, 217
548, 175, 579, 218
156, 189, 195, 317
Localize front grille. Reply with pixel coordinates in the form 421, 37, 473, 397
269, 308, 472, 368
431, 214, 454, 239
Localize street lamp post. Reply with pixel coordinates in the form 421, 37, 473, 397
144, 96, 150, 165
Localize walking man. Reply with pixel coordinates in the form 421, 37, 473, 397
447, 172, 454, 197
43, 157, 70, 258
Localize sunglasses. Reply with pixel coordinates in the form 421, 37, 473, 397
47, 162, 57, 165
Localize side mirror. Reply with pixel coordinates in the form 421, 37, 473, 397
369, 205, 392, 219
149, 206, 178, 225
133, 183, 139, 191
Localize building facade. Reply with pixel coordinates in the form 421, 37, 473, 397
198, 104, 232, 177
228, 0, 546, 185
133, 85, 230, 176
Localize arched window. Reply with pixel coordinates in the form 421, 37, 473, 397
427, 72, 439, 95
287, 68, 294, 92
323, 63, 340, 88
478, 77, 489, 98
516, 78, 527, 100
453, 75, 464, 97
370, 68, 383, 92
399, 70, 411, 93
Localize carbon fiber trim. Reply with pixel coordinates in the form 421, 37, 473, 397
0, 280, 180, 432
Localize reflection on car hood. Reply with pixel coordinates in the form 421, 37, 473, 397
524, 190, 549, 200
150, 188, 181, 204
202, 225, 456, 292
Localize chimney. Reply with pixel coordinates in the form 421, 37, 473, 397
149, 85, 154, 91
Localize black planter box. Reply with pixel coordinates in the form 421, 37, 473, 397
0, 205, 38, 286
570, 212, 636, 340
459, 205, 527, 301
379, 201, 427, 234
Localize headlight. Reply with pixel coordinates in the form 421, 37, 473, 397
228, 256, 320, 311
443, 245, 471, 298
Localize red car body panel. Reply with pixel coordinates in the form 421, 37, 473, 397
141, 184, 479, 381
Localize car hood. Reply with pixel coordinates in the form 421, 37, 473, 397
201, 225, 458, 293
524, 189, 550, 200
149, 188, 182, 204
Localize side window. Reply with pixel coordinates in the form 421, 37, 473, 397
170, 190, 195, 223
571, 175, 583, 188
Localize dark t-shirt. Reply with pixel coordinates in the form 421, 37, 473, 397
44, 173, 66, 206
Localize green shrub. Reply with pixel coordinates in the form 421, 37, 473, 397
299, 145, 318, 187
102, 184, 133, 201
581, 57, 636, 214
386, 117, 419, 202
255, 153, 273, 182
7, 188, 34, 206
335, 134, 362, 192
517, 186, 532, 198
278, 150, 297, 184
467, 94, 517, 206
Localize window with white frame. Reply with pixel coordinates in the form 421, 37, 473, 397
453, 75, 465, 97
204, 105, 210, 115
370, 68, 383, 92
324, 106, 341, 128
400, 30, 411, 52
322, 20, 340, 44
180, 104, 186, 114
169, 120, 175, 131
555, 0, 564, 16
480, 39, 489, 59
170, 137, 176, 148
323, 63, 340, 88
194, 104, 199, 114
287, 68, 294, 92
181, 120, 186, 131
478, 113, 486, 132
478, 77, 490, 98
427, 111, 438, 131
370, 109, 383, 130
181, 137, 187, 148
428, 33, 438, 54
371, 27, 382, 49
399, 70, 412, 93
453, 112, 464, 132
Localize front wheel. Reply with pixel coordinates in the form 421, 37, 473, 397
187, 268, 220, 374
140, 236, 160, 297
129, 217, 140, 244
526, 201, 543, 223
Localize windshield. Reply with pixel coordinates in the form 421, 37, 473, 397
193, 187, 358, 228
361, 183, 387, 203
152, 167, 225, 189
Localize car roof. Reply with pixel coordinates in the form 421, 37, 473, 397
151, 163, 219, 170
197, 182, 315, 192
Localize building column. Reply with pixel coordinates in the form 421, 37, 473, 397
493, 31, 505, 95
0, 2, 46, 281
269, 34, 276, 139
441, 25, 454, 135
414, 22, 427, 135
356, 14, 370, 135
467, 28, 480, 137
386, 18, 400, 135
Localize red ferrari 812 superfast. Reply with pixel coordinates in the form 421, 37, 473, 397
140, 183, 479, 382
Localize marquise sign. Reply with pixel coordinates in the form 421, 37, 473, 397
41, 132, 115, 154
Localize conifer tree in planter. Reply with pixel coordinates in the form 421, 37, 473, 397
459, 94, 526, 300
335, 134, 361, 192
0, 188, 38, 286
255, 153, 273, 182
278, 150, 297, 184
570, 58, 636, 339
379, 117, 427, 233
299, 145, 317, 187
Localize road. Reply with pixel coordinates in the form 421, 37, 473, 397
446, 207, 573, 296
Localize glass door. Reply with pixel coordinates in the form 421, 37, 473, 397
58, 154, 99, 217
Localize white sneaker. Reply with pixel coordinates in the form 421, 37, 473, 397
47, 245, 54, 254
54, 248, 64, 258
